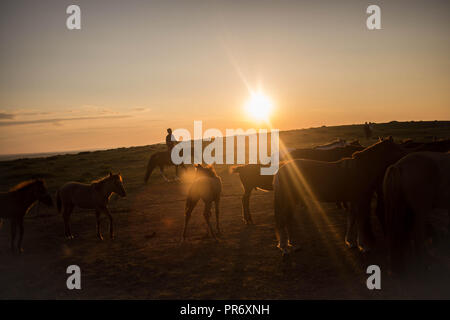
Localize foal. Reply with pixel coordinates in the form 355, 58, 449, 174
0, 179, 53, 252
56, 172, 126, 240
182, 164, 222, 241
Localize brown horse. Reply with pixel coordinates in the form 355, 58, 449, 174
273, 137, 406, 256
374, 138, 450, 234
233, 144, 364, 225
144, 151, 186, 183
56, 172, 126, 240
0, 179, 53, 252
384, 151, 450, 274
182, 164, 222, 241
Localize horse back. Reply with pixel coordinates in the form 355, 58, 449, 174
394, 152, 450, 210
277, 159, 354, 202
59, 181, 96, 209
235, 164, 273, 191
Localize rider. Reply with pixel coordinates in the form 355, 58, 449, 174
165, 128, 177, 153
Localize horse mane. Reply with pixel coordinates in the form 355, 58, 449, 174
91, 173, 122, 185
91, 175, 110, 184
352, 139, 390, 160
9, 179, 41, 192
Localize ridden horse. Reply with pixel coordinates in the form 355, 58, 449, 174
233, 144, 364, 225
273, 137, 406, 257
0, 179, 53, 252
182, 164, 222, 241
144, 151, 186, 183
56, 172, 126, 240
384, 151, 450, 274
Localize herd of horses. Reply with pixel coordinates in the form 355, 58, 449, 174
0, 136, 449, 276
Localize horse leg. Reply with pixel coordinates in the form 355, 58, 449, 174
375, 187, 386, 235
215, 198, 221, 235
412, 207, 429, 270
104, 208, 114, 239
274, 202, 290, 256
345, 203, 357, 248
285, 205, 298, 251
17, 217, 24, 253
10, 218, 17, 253
203, 202, 216, 240
182, 197, 198, 241
144, 161, 155, 183
63, 205, 74, 239
242, 188, 253, 225
95, 209, 103, 240
160, 166, 169, 182
356, 199, 373, 252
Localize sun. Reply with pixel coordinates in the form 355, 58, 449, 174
244, 91, 273, 122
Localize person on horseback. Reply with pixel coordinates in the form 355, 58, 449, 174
166, 128, 177, 153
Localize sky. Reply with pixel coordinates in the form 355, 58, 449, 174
0, 0, 449, 154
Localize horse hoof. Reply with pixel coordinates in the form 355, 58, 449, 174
345, 239, 356, 249
358, 245, 370, 253
287, 244, 300, 253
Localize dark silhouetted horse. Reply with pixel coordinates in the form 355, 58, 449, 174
144, 151, 186, 183
273, 137, 406, 257
384, 151, 450, 274
56, 172, 126, 240
0, 179, 53, 252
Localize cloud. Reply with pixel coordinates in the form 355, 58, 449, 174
132, 107, 150, 112
0, 113, 15, 120
0, 115, 132, 127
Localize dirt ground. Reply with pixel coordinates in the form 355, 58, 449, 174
1, 169, 450, 300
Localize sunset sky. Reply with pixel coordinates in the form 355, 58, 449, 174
1, 0, 449, 155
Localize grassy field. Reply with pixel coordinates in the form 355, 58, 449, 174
0, 120, 449, 299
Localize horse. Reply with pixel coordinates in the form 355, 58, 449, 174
56, 172, 126, 240
182, 164, 222, 241
383, 151, 450, 274
144, 151, 186, 183
231, 164, 274, 225
0, 179, 53, 252
233, 144, 364, 225
273, 137, 406, 257
374, 138, 450, 234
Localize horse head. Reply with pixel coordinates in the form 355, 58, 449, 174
33, 179, 53, 207
109, 172, 127, 197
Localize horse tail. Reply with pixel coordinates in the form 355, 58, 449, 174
56, 189, 62, 214
383, 164, 406, 273
144, 154, 157, 183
